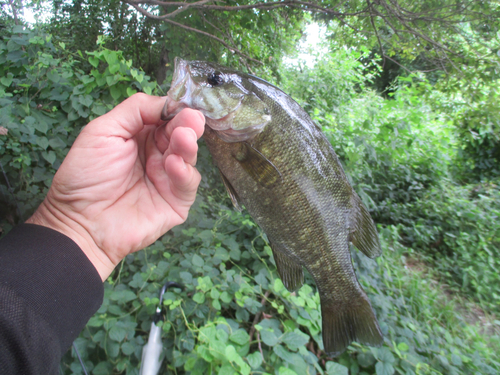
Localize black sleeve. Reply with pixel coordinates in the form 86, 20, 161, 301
0, 224, 104, 375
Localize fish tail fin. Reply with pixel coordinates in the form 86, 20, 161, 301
321, 293, 383, 356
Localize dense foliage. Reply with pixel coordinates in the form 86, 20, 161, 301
1, 3, 500, 375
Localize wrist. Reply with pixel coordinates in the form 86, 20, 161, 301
26, 200, 115, 281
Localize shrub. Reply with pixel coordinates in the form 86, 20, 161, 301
0, 26, 155, 234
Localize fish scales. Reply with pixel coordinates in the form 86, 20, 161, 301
164, 58, 383, 356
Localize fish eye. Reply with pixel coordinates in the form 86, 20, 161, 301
207, 72, 224, 86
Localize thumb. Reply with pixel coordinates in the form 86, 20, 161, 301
84, 93, 167, 139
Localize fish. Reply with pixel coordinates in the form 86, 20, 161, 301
163, 58, 383, 356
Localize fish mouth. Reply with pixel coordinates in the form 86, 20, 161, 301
161, 58, 195, 122
162, 58, 270, 142
163, 58, 244, 127
168, 57, 190, 102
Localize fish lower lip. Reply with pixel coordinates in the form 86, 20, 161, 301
169, 58, 189, 100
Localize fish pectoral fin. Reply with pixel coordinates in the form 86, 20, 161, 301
350, 193, 382, 258
321, 291, 383, 357
270, 242, 304, 292
232, 142, 282, 189
218, 168, 242, 212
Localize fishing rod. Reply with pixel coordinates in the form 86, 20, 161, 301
69, 281, 183, 375
140, 281, 184, 375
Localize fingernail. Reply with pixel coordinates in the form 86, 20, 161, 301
196, 111, 205, 123
187, 127, 198, 141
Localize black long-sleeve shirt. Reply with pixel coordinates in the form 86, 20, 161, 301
0, 224, 104, 374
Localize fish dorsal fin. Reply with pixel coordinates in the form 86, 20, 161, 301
231, 142, 282, 188
269, 241, 304, 292
218, 168, 242, 212
350, 193, 382, 258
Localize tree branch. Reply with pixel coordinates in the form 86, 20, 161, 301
9, 0, 20, 25
366, 0, 385, 68
126, 0, 369, 19
122, 0, 495, 71
134, 6, 265, 64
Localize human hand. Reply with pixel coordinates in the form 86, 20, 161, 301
26, 93, 205, 280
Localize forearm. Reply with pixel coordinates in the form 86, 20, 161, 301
0, 224, 104, 374
26, 199, 116, 281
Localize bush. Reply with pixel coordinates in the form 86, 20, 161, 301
389, 181, 500, 311
60, 178, 500, 374
2, 26, 499, 375
0, 25, 155, 234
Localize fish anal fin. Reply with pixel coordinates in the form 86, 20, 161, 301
350, 193, 382, 258
321, 293, 383, 356
270, 242, 304, 292
218, 168, 242, 212
232, 142, 282, 188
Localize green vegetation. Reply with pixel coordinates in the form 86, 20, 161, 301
1, 1, 499, 374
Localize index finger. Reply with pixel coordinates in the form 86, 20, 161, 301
85, 93, 166, 139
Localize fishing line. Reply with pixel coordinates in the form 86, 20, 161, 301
72, 342, 89, 375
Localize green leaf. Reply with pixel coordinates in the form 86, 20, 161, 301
210, 288, 220, 300
36, 136, 49, 150
212, 298, 221, 310
260, 329, 279, 347
220, 292, 232, 303
33, 113, 55, 134
192, 254, 204, 268
109, 325, 127, 342
180, 271, 193, 284
89, 56, 99, 68
135, 71, 144, 83
92, 361, 113, 375
49, 137, 67, 149
282, 331, 309, 351
326, 362, 349, 375
274, 278, 284, 293
246, 352, 263, 369
87, 316, 105, 327
225, 345, 239, 362
110, 85, 122, 100
376, 348, 395, 364
216, 328, 228, 343
79, 94, 93, 107
397, 342, 409, 352
49, 88, 69, 101
91, 104, 107, 116
219, 363, 236, 375
105, 52, 118, 67
278, 367, 298, 375
193, 292, 205, 304
106, 340, 120, 357
47, 69, 60, 83
358, 352, 376, 368
0, 73, 13, 87
451, 353, 463, 366
109, 62, 120, 75
121, 342, 135, 355
375, 361, 395, 375
273, 345, 295, 363
127, 87, 137, 97
42, 151, 56, 165
230, 329, 250, 346
229, 248, 241, 261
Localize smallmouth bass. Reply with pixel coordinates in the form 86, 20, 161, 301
163, 58, 383, 356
